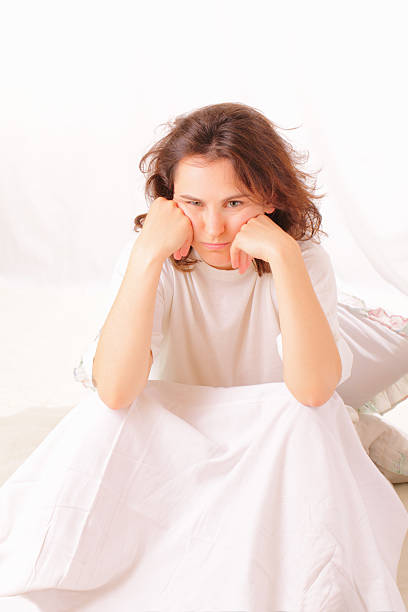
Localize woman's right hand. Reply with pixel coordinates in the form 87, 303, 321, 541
139, 197, 194, 262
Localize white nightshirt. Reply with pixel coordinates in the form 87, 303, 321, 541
74, 232, 353, 392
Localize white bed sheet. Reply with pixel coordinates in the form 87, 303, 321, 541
0, 380, 407, 611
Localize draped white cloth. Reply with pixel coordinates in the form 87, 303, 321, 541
0, 380, 407, 611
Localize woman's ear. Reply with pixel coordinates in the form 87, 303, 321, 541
264, 207, 275, 214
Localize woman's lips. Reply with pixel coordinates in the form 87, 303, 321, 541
201, 242, 230, 250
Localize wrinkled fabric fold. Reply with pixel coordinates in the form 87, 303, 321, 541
0, 380, 407, 611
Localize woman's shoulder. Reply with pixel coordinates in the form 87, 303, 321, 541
296, 236, 333, 274
296, 236, 329, 258
296, 235, 322, 252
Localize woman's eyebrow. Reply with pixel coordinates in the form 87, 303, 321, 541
179, 193, 249, 202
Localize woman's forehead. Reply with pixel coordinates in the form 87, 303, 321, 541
174, 156, 243, 188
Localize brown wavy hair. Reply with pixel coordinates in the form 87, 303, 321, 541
134, 102, 327, 277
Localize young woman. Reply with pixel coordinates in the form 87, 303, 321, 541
89, 103, 353, 412
0, 102, 407, 611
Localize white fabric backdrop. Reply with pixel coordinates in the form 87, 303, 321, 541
0, 0, 406, 301
0, 0, 407, 416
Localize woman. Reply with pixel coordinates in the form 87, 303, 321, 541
89, 102, 354, 408
1, 102, 407, 611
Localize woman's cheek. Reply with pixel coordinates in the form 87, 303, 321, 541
180, 209, 198, 241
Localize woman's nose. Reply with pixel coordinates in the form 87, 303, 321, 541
203, 211, 225, 235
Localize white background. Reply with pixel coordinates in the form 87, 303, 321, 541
0, 0, 407, 414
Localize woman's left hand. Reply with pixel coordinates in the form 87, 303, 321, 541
230, 214, 297, 273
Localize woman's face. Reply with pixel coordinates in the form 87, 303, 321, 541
173, 156, 275, 270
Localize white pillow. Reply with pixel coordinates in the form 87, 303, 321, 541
336, 291, 408, 484
336, 291, 408, 415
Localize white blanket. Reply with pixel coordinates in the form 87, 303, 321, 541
0, 380, 407, 611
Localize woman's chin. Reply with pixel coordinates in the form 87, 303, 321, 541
192, 245, 234, 269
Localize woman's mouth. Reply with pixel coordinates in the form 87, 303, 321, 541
201, 242, 231, 250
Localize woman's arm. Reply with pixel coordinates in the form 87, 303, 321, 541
92, 238, 164, 411
270, 243, 342, 407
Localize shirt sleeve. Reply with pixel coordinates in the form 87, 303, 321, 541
73, 233, 165, 391
275, 240, 353, 387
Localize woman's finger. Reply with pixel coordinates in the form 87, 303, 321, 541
181, 241, 191, 256
230, 244, 237, 268
239, 250, 247, 274
174, 241, 190, 260
242, 252, 253, 273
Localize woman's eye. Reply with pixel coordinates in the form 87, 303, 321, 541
186, 201, 243, 208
